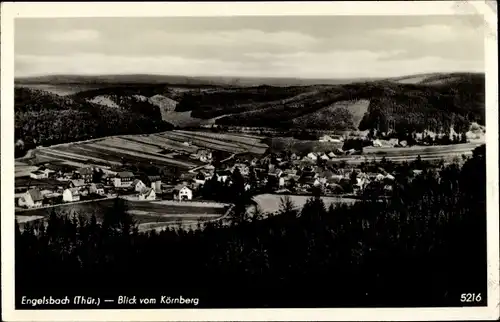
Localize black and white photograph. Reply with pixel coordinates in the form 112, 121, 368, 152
1, 1, 499, 321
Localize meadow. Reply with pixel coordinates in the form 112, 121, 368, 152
15, 198, 228, 231
251, 194, 358, 215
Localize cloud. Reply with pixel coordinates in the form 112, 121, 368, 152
46, 29, 100, 43
370, 24, 482, 43
133, 29, 320, 53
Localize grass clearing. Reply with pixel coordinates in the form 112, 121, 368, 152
252, 194, 358, 214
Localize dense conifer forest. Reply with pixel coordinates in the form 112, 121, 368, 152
15, 145, 487, 308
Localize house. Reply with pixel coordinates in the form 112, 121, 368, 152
138, 187, 156, 200
43, 193, 62, 205
102, 173, 115, 185
268, 168, 283, 178
355, 177, 370, 192
18, 188, 44, 208
319, 135, 342, 143
233, 163, 250, 176
132, 179, 147, 192
89, 183, 106, 195
30, 170, 48, 180
196, 149, 212, 162
327, 174, 344, 184
68, 179, 86, 189
307, 152, 318, 161
328, 152, 337, 158
412, 169, 423, 176
216, 170, 232, 183
113, 171, 134, 188
320, 154, 330, 161
173, 185, 193, 201
372, 139, 398, 148
77, 167, 94, 183
313, 178, 323, 187
298, 174, 316, 188
194, 172, 207, 185
146, 176, 162, 193
63, 188, 80, 202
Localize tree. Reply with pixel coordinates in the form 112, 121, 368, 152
460, 132, 468, 143
287, 177, 297, 192
92, 168, 104, 183
250, 204, 265, 221
248, 167, 258, 191
231, 168, 246, 202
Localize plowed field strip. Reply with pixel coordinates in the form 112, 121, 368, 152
161, 132, 247, 153
174, 130, 267, 148
59, 146, 125, 163
85, 143, 195, 168
132, 135, 198, 153
37, 148, 122, 166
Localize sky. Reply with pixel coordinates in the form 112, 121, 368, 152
15, 15, 485, 79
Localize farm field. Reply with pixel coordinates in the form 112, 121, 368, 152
23, 130, 270, 172
267, 137, 344, 154
15, 198, 228, 230
251, 194, 359, 215
363, 142, 483, 156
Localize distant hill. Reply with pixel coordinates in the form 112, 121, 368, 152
15, 74, 383, 88
14, 72, 485, 150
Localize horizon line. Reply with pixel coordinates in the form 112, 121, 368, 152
14, 70, 485, 81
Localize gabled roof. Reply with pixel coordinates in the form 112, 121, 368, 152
147, 175, 161, 182
173, 185, 192, 193
117, 171, 134, 178
132, 179, 143, 186
139, 187, 154, 195
66, 187, 80, 195
27, 188, 43, 201
70, 179, 86, 187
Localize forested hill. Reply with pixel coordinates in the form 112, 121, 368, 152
14, 87, 174, 158
194, 73, 486, 133
15, 72, 485, 152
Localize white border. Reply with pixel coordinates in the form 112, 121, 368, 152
1, 2, 498, 321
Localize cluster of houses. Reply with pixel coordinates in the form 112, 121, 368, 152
16, 163, 194, 209
183, 150, 402, 198
17, 136, 431, 210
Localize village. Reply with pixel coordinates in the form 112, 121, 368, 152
15, 130, 472, 212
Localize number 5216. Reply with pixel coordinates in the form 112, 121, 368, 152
460, 293, 482, 303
